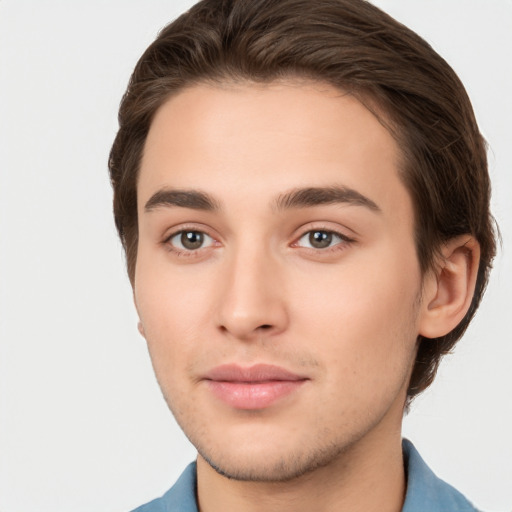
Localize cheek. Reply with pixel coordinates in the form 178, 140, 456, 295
290, 247, 421, 370
134, 257, 216, 369
136, 249, 209, 326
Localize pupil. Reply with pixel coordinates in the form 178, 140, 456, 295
181, 231, 203, 250
309, 231, 332, 249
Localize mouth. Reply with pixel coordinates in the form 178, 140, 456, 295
202, 364, 309, 410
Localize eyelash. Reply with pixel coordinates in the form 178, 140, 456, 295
163, 228, 218, 258
292, 228, 354, 254
163, 226, 354, 258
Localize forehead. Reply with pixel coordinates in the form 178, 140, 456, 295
138, 80, 410, 220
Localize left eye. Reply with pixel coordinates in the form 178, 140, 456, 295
168, 230, 214, 251
296, 230, 346, 249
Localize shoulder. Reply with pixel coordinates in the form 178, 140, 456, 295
130, 462, 198, 512
402, 439, 481, 512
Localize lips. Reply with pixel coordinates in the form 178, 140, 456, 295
202, 364, 308, 410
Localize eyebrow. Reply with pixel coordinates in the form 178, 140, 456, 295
144, 185, 380, 214
273, 186, 381, 212
144, 189, 220, 212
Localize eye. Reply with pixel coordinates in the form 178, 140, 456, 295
296, 230, 348, 249
168, 230, 215, 251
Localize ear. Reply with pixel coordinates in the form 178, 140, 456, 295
418, 235, 480, 339
137, 321, 146, 338
133, 291, 146, 339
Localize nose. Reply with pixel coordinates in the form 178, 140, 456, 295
215, 244, 289, 341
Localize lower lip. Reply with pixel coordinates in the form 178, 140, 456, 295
205, 380, 306, 409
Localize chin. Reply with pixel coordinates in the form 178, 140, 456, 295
196, 435, 348, 483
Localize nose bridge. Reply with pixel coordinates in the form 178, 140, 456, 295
216, 237, 287, 339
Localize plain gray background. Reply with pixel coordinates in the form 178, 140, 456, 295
0, 1, 511, 511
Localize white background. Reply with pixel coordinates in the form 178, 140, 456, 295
0, 1, 510, 511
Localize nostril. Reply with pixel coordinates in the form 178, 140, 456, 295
259, 324, 273, 330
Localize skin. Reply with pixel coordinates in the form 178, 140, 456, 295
134, 81, 478, 512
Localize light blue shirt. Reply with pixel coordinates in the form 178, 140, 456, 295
131, 439, 479, 511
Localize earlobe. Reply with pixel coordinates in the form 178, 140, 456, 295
133, 291, 146, 338
137, 321, 146, 338
418, 236, 480, 339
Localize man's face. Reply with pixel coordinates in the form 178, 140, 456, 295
135, 81, 425, 481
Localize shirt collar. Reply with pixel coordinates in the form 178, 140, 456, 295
401, 438, 478, 511
155, 439, 478, 512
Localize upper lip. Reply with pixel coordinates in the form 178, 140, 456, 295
203, 364, 308, 382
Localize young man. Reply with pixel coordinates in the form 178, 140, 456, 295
109, 0, 496, 510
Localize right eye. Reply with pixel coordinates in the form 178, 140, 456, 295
167, 230, 215, 251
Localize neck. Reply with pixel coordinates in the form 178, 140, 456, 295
196, 428, 406, 512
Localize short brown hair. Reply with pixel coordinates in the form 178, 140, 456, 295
109, 0, 496, 400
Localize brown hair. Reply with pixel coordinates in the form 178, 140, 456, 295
109, 0, 496, 400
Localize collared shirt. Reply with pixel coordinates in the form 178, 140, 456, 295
131, 439, 479, 512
